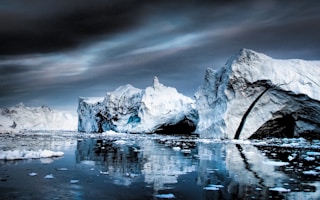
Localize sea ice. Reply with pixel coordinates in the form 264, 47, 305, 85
29, 172, 37, 176
269, 187, 291, 192
44, 174, 54, 179
155, 193, 175, 198
0, 149, 64, 160
262, 161, 289, 166
70, 179, 79, 184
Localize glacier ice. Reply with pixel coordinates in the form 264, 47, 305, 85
78, 77, 198, 134
0, 103, 77, 133
195, 49, 320, 139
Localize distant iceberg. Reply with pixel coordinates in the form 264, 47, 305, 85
0, 103, 77, 133
78, 77, 198, 134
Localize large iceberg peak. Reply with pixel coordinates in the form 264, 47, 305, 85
196, 49, 320, 139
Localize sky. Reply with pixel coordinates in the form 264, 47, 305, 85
1, 0, 320, 113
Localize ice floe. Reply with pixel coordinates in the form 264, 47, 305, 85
269, 187, 291, 192
155, 193, 175, 199
0, 149, 64, 160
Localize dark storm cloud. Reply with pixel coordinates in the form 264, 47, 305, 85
1, 0, 320, 111
0, 0, 232, 55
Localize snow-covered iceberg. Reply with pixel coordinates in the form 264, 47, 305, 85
0, 103, 77, 133
195, 49, 320, 139
78, 77, 198, 134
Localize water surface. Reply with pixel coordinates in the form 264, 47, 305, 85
0, 132, 319, 199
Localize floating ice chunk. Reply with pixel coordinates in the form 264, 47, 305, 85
70, 179, 79, 184
262, 161, 289, 166
315, 166, 320, 170
100, 170, 109, 175
306, 152, 320, 156
204, 186, 219, 191
29, 172, 37, 176
56, 168, 69, 171
44, 174, 54, 179
155, 193, 175, 198
209, 184, 224, 188
114, 140, 127, 145
81, 160, 95, 165
172, 147, 181, 151
304, 156, 315, 161
269, 187, 290, 192
303, 170, 319, 175
181, 149, 191, 154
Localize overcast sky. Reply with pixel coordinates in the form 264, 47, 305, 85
1, 0, 320, 112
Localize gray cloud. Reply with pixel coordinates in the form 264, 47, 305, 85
0, 0, 320, 112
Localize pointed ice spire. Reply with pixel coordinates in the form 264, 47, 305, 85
153, 76, 161, 89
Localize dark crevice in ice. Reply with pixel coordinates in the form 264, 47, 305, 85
234, 84, 271, 139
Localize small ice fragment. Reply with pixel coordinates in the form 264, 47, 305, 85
56, 168, 69, 171
90, 168, 95, 171
262, 161, 289, 166
172, 147, 181, 151
100, 170, 109, 175
44, 174, 54, 179
181, 149, 191, 154
29, 172, 37, 176
70, 179, 79, 184
306, 152, 320, 156
269, 187, 290, 192
303, 170, 319, 175
304, 156, 315, 161
315, 166, 320, 170
114, 140, 126, 145
209, 184, 224, 188
255, 187, 262, 191
155, 193, 175, 198
288, 155, 295, 161
204, 186, 219, 191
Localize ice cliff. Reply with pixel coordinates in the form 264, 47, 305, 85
195, 49, 320, 139
78, 77, 198, 134
0, 103, 77, 133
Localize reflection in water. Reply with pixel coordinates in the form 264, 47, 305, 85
75, 136, 320, 199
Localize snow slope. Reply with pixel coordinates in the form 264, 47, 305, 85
78, 77, 198, 134
195, 49, 320, 139
0, 103, 77, 133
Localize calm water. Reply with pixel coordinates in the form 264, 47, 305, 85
0, 132, 320, 200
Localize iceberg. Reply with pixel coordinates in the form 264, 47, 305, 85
195, 49, 320, 139
78, 77, 198, 134
0, 103, 77, 133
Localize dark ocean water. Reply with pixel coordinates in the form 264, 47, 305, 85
0, 132, 319, 200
